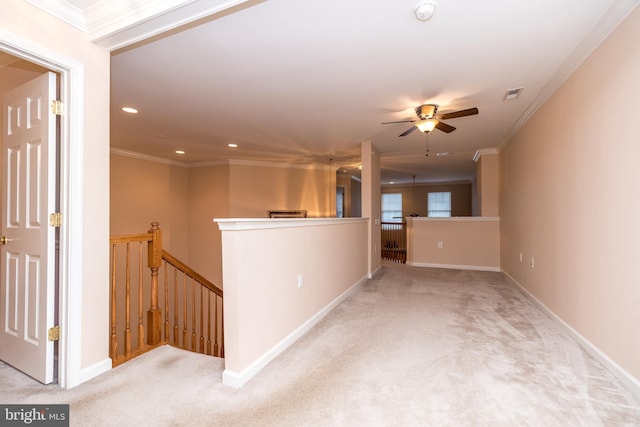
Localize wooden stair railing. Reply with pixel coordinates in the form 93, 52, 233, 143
381, 221, 407, 263
109, 222, 224, 366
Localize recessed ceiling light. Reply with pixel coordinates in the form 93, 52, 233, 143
389, 181, 395, 184
122, 107, 138, 114
503, 87, 524, 101
228, 143, 238, 148
175, 150, 185, 155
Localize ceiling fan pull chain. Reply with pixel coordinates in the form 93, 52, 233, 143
425, 132, 430, 157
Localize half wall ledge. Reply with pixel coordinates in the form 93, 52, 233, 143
215, 217, 368, 231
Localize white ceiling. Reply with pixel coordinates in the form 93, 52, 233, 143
30, 0, 640, 183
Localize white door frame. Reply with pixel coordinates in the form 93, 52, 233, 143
0, 30, 85, 389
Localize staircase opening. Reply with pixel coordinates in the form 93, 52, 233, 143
109, 222, 223, 366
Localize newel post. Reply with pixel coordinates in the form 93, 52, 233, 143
147, 222, 162, 345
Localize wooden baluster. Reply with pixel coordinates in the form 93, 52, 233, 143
206, 291, 212, 355
125, 243, 131, 357
199, 284, 204, 353
147, 222, 162, 345
164, 261, 169, 342
173, 268, 178, 346
394, 224, 398, 262
191, 277, 196, 351
138, 242, 144, 351
182, 273, 188, 349
213, 295, 219, 357
393, 224, 396, 262
219, 300, 224, 357
110, 244, 118, 361
402, 222, 407, 263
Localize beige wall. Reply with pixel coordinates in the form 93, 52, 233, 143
407, 218, 500, 270
500, 7, 640, 382
188, 164, 230, 287
110, 154, 190, 260
476, 153, 499, 217
1, 0, 111, 384
217, 218, 368, 386
381, 182, 472, 217
111, 158, 332, 287
0, 59, 48, 93
229, 162, 332, 218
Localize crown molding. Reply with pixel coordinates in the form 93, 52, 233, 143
94, 0, 255, 50
25, 0, 88, 32
225, 158, 330, 171
26, 0, 255, 51
110, 147, 190, 167
473, 148, 499, 163
110, 148, 330, 171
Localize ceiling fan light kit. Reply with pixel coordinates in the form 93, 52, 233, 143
415, 118, 438, 133
415, 2, 437, 21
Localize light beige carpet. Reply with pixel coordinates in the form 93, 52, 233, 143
2, 263, 640, 426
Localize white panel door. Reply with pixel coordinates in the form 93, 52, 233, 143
0, 72, 57, 384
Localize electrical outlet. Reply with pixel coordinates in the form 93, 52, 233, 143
437, 241, 444, 249
530, 257, 535, 269
297, 274, 304, 288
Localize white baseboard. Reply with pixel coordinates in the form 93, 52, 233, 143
503, 270, 640, 400
407, 262, 501, 272
73, 357, 112, 388
222, 274, 369, 388
368, 265, 383, 279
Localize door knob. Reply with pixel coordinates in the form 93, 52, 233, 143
0, 236, 12, 245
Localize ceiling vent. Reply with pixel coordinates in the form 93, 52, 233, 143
503, 87, 524, 100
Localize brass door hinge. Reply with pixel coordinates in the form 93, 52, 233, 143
50, 100, 63, 116
48, 326, 60, 342
49, 212, 62, 227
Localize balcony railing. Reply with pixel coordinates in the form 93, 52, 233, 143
381, 221, 406, 263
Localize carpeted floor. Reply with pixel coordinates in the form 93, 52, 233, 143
2, 263, 640, 426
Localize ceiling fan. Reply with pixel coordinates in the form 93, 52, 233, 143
382, 104, 479, 137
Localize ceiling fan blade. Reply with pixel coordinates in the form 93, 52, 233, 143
439, 107, 479, 120
399, 126, 418, 137
381, 120, 415, 124
435, 121, 456, 133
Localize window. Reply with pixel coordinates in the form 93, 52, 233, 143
381, 193, 402, 222
427, 192, 451, 217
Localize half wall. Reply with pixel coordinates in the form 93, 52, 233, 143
215, 217, 369, 387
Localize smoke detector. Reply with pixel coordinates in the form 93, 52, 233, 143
415, 2, 436, 21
